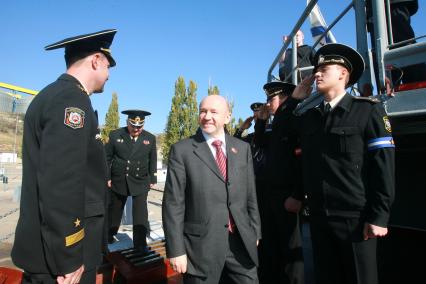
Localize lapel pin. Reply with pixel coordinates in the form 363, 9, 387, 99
143, 140, 150, 145
231, 147, 237, 154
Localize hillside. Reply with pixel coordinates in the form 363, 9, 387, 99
0, 112, 24, 157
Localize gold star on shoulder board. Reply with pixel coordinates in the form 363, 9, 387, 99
74, 218, 81, 227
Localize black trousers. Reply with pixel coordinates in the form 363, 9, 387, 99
309, 215, 378, 284
109, 189, 149, 249
22, 269, 95, 284
183, 231, 258, 284
257, 191, 304, 284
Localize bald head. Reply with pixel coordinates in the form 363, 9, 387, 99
296, 30, 304, 46
199, 95, 231, 138
199, 95, 230, 113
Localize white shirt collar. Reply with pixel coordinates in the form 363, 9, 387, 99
202, 131, 227, 157
324, 92, 346, 109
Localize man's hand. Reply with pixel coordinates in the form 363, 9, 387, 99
150, 183, 156, 189
57, 265, 84, 284
363, 223, 388, 240
284, 197, 302, 213
384, 77, 394, 97
292, 75, 315, 100
169, 254, 187, 274
107, 180, 112, 188
240, 116, 254, 130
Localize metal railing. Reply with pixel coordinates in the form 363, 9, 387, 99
267, 0, 426, 116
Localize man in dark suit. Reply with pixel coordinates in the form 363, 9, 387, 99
162, 95, 261, 283
289, 43, 395, 284
105, 109, 157, 251
11, 29, 117, 284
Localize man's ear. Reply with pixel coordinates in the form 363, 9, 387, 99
339, 67, 348, 82
91, 53, 101, 70
224, 112, 231, 125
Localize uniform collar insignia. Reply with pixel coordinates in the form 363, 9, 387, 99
76, 84, 89, 96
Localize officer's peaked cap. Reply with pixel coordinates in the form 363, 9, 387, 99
313, 43, 364, 87
122, 109, 151, 127
45, 29, 117, 67
250, 102, 263, 111
263, 81, 296, 99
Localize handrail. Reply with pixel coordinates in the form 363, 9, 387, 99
267, 0, 318, 82
270, 0, 353, 85
284, 1, 354, 85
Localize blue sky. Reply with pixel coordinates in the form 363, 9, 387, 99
2, 0, 426, 134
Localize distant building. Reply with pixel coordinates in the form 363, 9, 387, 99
0, 92, 33, 114
0, 152, 17, 163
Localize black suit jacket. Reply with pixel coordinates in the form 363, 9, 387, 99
162, 131, 261, 278
105, 127, 157, 196
12, 74, 108, 275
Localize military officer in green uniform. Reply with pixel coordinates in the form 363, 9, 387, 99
12, 29, 117, 284
105, 109, 157, 251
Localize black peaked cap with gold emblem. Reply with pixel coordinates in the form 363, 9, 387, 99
250, 102, 263, 111
263, 81, 296, 99
313, 43, 364, 87
122, 109, 151, 127
45, 29, 117, 67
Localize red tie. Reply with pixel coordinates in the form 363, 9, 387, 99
211, 140, 227, 180
211, 140, 235, 233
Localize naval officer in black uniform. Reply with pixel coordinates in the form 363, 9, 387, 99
233, 102, 263, 145
287, 43, 395, 284
105, 110, 157, 251
12, 29, 117, 284
255, 81, 304, 284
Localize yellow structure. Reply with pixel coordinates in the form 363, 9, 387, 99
0, 82, 38, 96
